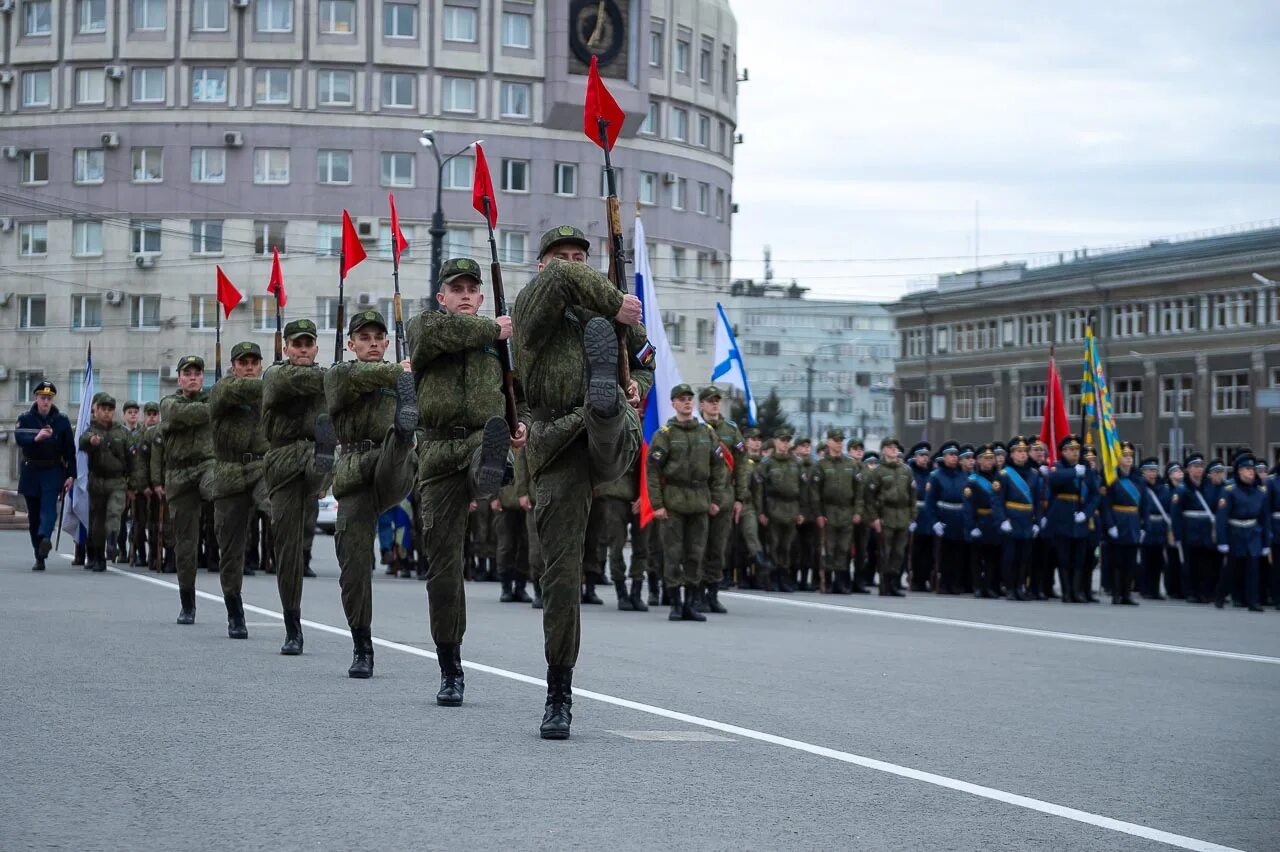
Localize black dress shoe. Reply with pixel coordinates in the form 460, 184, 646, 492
31, 559, 45, 571
435, 644, 465, 706
539, 666, 573, 740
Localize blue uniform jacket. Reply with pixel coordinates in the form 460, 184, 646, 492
1102, 471, 1144, 545
1173, 479, 1218, 549
1045, 460, 1100, 540
998, 463, 1040, 540
1141, 480, 1172, 542
911, 461, 934, 534
1215, 482, 1270, 557
15, 404, 77, 495
925, 465, 968, 542
1268, 479, 1280, 545
963, 471, 1005, 543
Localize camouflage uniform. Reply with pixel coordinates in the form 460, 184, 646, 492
147, 413, 175, 570
514, 448, 544, 588
159, 358, 215, 612
126, 404, 155, 567
700, 388, 749, 592
79, 393, 129, 570
811, 431, 859, 592
494, 447, 533, 598
596, 461, 651, 608
858, 440, 916, 595
757, 432, 804, 590
791, 442, 821, 589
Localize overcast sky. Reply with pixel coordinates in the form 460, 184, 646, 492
727, 0, 1280, 301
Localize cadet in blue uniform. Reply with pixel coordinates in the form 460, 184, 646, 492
1213, 454, 1270, 611
1162, 462, 1186, 599
1268, 463, 1280, 609
999, 436, 1040, 601
1102, 443, 1143, 605
1136, 458, 1169, 599
15, 381, 76, 571
1029, 439, 1057, 599
1173, 454, 1218, 603
1046, 435, 1101, 603
963, 444, 1005, 598
925, 442, 967, 594
907, 442, 934, 591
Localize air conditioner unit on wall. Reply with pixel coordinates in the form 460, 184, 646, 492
355, 217, 377, 241
0, 70, 14, 86
356, 292, 377, 309
136, 255, 156, 269
105, 65, 125, 80
0, 217, 14, 232
662, 171, 679, 185
1, 146, 18, 160
0, 0, 14, 14
231, 0, 250, 8
101, 132, 120, 149
224, 130, 243, 148
104, 289, 124, 305
162, 366, 180, 381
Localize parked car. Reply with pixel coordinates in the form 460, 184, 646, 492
317, 493, 338, 534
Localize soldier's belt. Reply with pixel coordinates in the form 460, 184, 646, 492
976, 508, 992, 516
530, 406, 576, 422
422, 426, 470, 441
345, 440, 378, 453
1149, 514, 1166, 522
936, 501, 964, 511
1228, 518, 1257, 528
1054, 494, 1080, 502
22, 458, 62, 468
1112, 505, 1138, 514
1006, 501, 1032, 511
1181, 510, 1210, 518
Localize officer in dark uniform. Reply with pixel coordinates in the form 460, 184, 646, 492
1173, 454, 1218, 604
963, 444, 1005, 598
999, 436, 1040, 601
1213, 453, 1269, 611
907, 442, 934, 591
1268, 463, 1280, 609
1137, 457, 1171, 599
925, 442, 967, 593
1102, 443, 1143, 605
1046, 435, 1101, 603
16, 380, 76, 571
1161, 461, 1186, 599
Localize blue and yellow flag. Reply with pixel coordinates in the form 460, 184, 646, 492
1081, 320, 1122, 485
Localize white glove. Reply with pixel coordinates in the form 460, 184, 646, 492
908, 522, 917, 533
1039, 465, 1049, 476
1039, 517, 1048, 529
932, 522, 945, 536
1263, 547, 1271, 557
1108, 526, 1119, 539
1032, 525, 1040, 537
1000, 520, 1012, 533
1217, 544, 1229, 554
1075, 464, 1086, 477
1139, 531, 1145, 543
1073, 512, 1086, 524
971, 528, 982, 539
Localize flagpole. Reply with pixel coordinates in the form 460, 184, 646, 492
481, 194, 519, 433
215, 299, 223, 381
335, 250, 346, 365
274, 298, 283, 363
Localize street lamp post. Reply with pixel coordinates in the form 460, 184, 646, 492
419, 131, 482, 309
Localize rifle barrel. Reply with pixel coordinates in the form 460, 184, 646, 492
482, 195, 520, 434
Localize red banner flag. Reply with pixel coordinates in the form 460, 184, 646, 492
1038, 348, 1071, 466
471, 144, 498, 228
216, 265, 242, 319
583, 55, 624, 151
388, 192, 409, 263
266, 246, 286, 307
340, 209, 367, 277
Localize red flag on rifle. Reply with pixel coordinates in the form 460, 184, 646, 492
471, 144, 498, 228
215, 265, 242, 318
583, 55, 624, 151
267, 246, 286, 307
340, 209, 367, 276
388, 192, 409, 263
1039, 347, 1071, 466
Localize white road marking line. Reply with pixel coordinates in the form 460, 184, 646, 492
722, 592, 1280, 665
86, 560, 1243, 852
608, 730, 735, 742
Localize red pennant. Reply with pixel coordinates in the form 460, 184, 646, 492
266, 246, 286, 308
471, 144, 498, 229
388, 192, 409, 263
340, 210, 367, 277
583, 55, 624, 151
1038, 350, 1071, 466
215, 265, 242, 319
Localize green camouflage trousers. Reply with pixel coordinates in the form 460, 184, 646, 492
167, 488, 204, 593
214, 478, 270, 598
766, 516, 799, 573
878, 525, 910, 591
823, 522, 854, 575
701, 506, 734, 585
662, 511, 709, 588
601, 495, 648, 584
526, 510, 543, 582
494, 508, 530, 582
88, 477, 126, 553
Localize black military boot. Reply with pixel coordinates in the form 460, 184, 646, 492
393, 371, 419, 438
668, 585, 684, 621
38, 537, 53, 559
647, 572, 660, 606
797, 569, 815, 592
681, 585, 708, 622
281, 609, 304, 655
539, 666, 574, 740
705, 583, 728, 614
163, 550, 176, 574
581, 582, 603, 605
348, 628, 374, 678
91, 546, 108, 572
776, 570, 796, 593
32, 558, 46, 571
435, 644, 465, 706
225, 593, 248, 639
313, 413, 337, 475
583, 317, 620, 418
474, 416, 511, 496
500, 575, 516, 602
629, 577, 649, 612
692, 584, 709, 613
176, 587, 196, 624
105, 540, 118, 564
73, 542, 86, 566
614, 579, 635, 611
531, 579, 543, 609
511, 578, 533, 603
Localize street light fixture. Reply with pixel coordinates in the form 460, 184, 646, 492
1252, 272, 1278, 287
419, 131, 483, 308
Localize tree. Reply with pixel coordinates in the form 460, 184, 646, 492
737, 388, 790, 439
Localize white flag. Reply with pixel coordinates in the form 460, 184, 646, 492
62, 352, 94, 539
711, 302, 756, 425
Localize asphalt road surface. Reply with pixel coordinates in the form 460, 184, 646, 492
3, 528, 1277, 851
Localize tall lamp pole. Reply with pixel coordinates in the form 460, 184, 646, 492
419, 131, 482, 309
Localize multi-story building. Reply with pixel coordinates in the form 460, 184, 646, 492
889, 225, 1280, 467
724, 280, 896, 445
0, 0, 740, 488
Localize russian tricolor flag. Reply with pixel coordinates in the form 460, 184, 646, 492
635, 218, 683, 526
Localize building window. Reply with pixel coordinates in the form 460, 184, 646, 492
975, 385, 996, 421
22, 71, 51, 107
699, 37, 713, 83
554, 163, 577, 197
380, 152, 414, 188
675, 38, 690, 74
132, 0, 165, 31
1212, 371, 1250, 414
254, 149, 290, 184
316, 223, 342, 257
662, 311, 684, 348
904, 328, 926, 357
74, 149, 105, 184
1111, 378, 1142, 418
1160, 375, 1193, 417
502, 11, 531, 48
1110, 302, 1144, 338
190, 67, 226, 102
671, 108, 688, 141
443, 5, 477, 42
17, 295, 46, 330
76, 69, 106, 105
72, 221, 103, 257
24, 0, 53, 35
716, 188, 726, 220
190, 148, 226, 183
191, 0, 227, 32
255, 68, 291, 105
378, 223, 412, 257
649, 30, 663, 67
254, 221, 286, 256
444, 228, 472, 258
250, 296, 274, 331
642, 101, 659, 135
639, 171, 657, 206
318, 297, 345, 331
318, 149, 352, 185
1061, 381, 1081, 419
697, 114, 711, 147
256, 0, 292, 33
125, 371, 160, 403
132, 67, 165, 103
695, 318, 709, 352
383, 2, 416, 38
442, 155, 473, 189
130, 219, 161, 254
19, 222, 48, 257
381, 72, 415, 108
670, 177, 686, 210
671, 247, 686, 278
697, 182, 710, 215
1021, 313, 1052, 347
442, 77, 476, 112
79, 0, 107, 33
71, 294, 103, 330
1062, 309, 1088, 342
191, 220, 223, 255
129, 295, 161, 329
721, 46, 731, 94
131, 147, 163, 183
1211, 292, 1253, 329
318, 0, 354, 34
500, 82, 530, 118
190, 295, 218, 330
1019, 383, 1045, 421
1158, 297, 1198, 334
67, 369, 101, 404
318, 70, 354, 106
951, 386, 974, 422
906, 390, 926, 424
500, 231, 526, 265
21, 150, 49, 184
502, 159, 529, 193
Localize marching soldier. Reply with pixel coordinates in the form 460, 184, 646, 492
1029, 438, 1058, 599
128, 402, 161, 568
698, 384, 746, 611
1137, 457, 1171, 599
1173, 454, 1218, 604
925, 442, 968, 594
407, 256, 521, 706
1214, 453, 1270, 611
160, 356, 215, 621
1045, 435, 1100, 603
737, 428, 773, 589
907, 442, 934, 592
859, 437, 914, 596
791, 436, 819, 592
1102, 443, 1143, 605
846, 439, 872, 592
148, 401, 174, 573
1160, 462, 1185, 599
812, 428, 858, 594
757, 428, 804, 593
16, 380, 75, 571
493, 446, 535, 605
963, 444, 1005, 598
998, 436, 1041, 601
115, 400, 142, 562
513, 225, 652, 739
1268, 463, 1280, 609
595, 457, 650, 611
79, 393, 129, 573
207, 342, 270, 640
326, 309, 419, 679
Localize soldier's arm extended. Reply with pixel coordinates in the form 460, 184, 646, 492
323, 360, 402, 414
77, 428, 97, 454
708, 431, 729, 499
262, 364, 325, 409
865, 471, 885, 524
1082, 471, 1103, 517
991, 476, 1007, 527
515, 259, 625, 344
149, 434, 165, 485
645, 432, 669, 512
733, 445, 751, 504
756, 460, 771, 519
159, 397, 210, 432
210, 376, 263, 416
409, 311, 502, 372
625, 325, 656, 400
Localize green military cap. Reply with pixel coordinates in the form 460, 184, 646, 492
283, 318, 318, 341
538, 225, 591, 259
774, 427, 794, 440
881, 436, 902, 450
122, 399, 140, 411
745, 427, 762, 439
847, 437, 865, 449
143, 401, 160, 414
348, 309, 388, 335
230, 341, 263, 361
176, 354, 205, 372
794, 436, 811, 446
92, 391, 116, 408
698, 384, 723, 402
827, 427, 845, 441
670, 382, 695, 400
440, 257, 483, 286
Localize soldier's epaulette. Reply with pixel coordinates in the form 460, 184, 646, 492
660, 425, 670, 433
1224, 484, 1234, 492
726, 419, 737, 429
